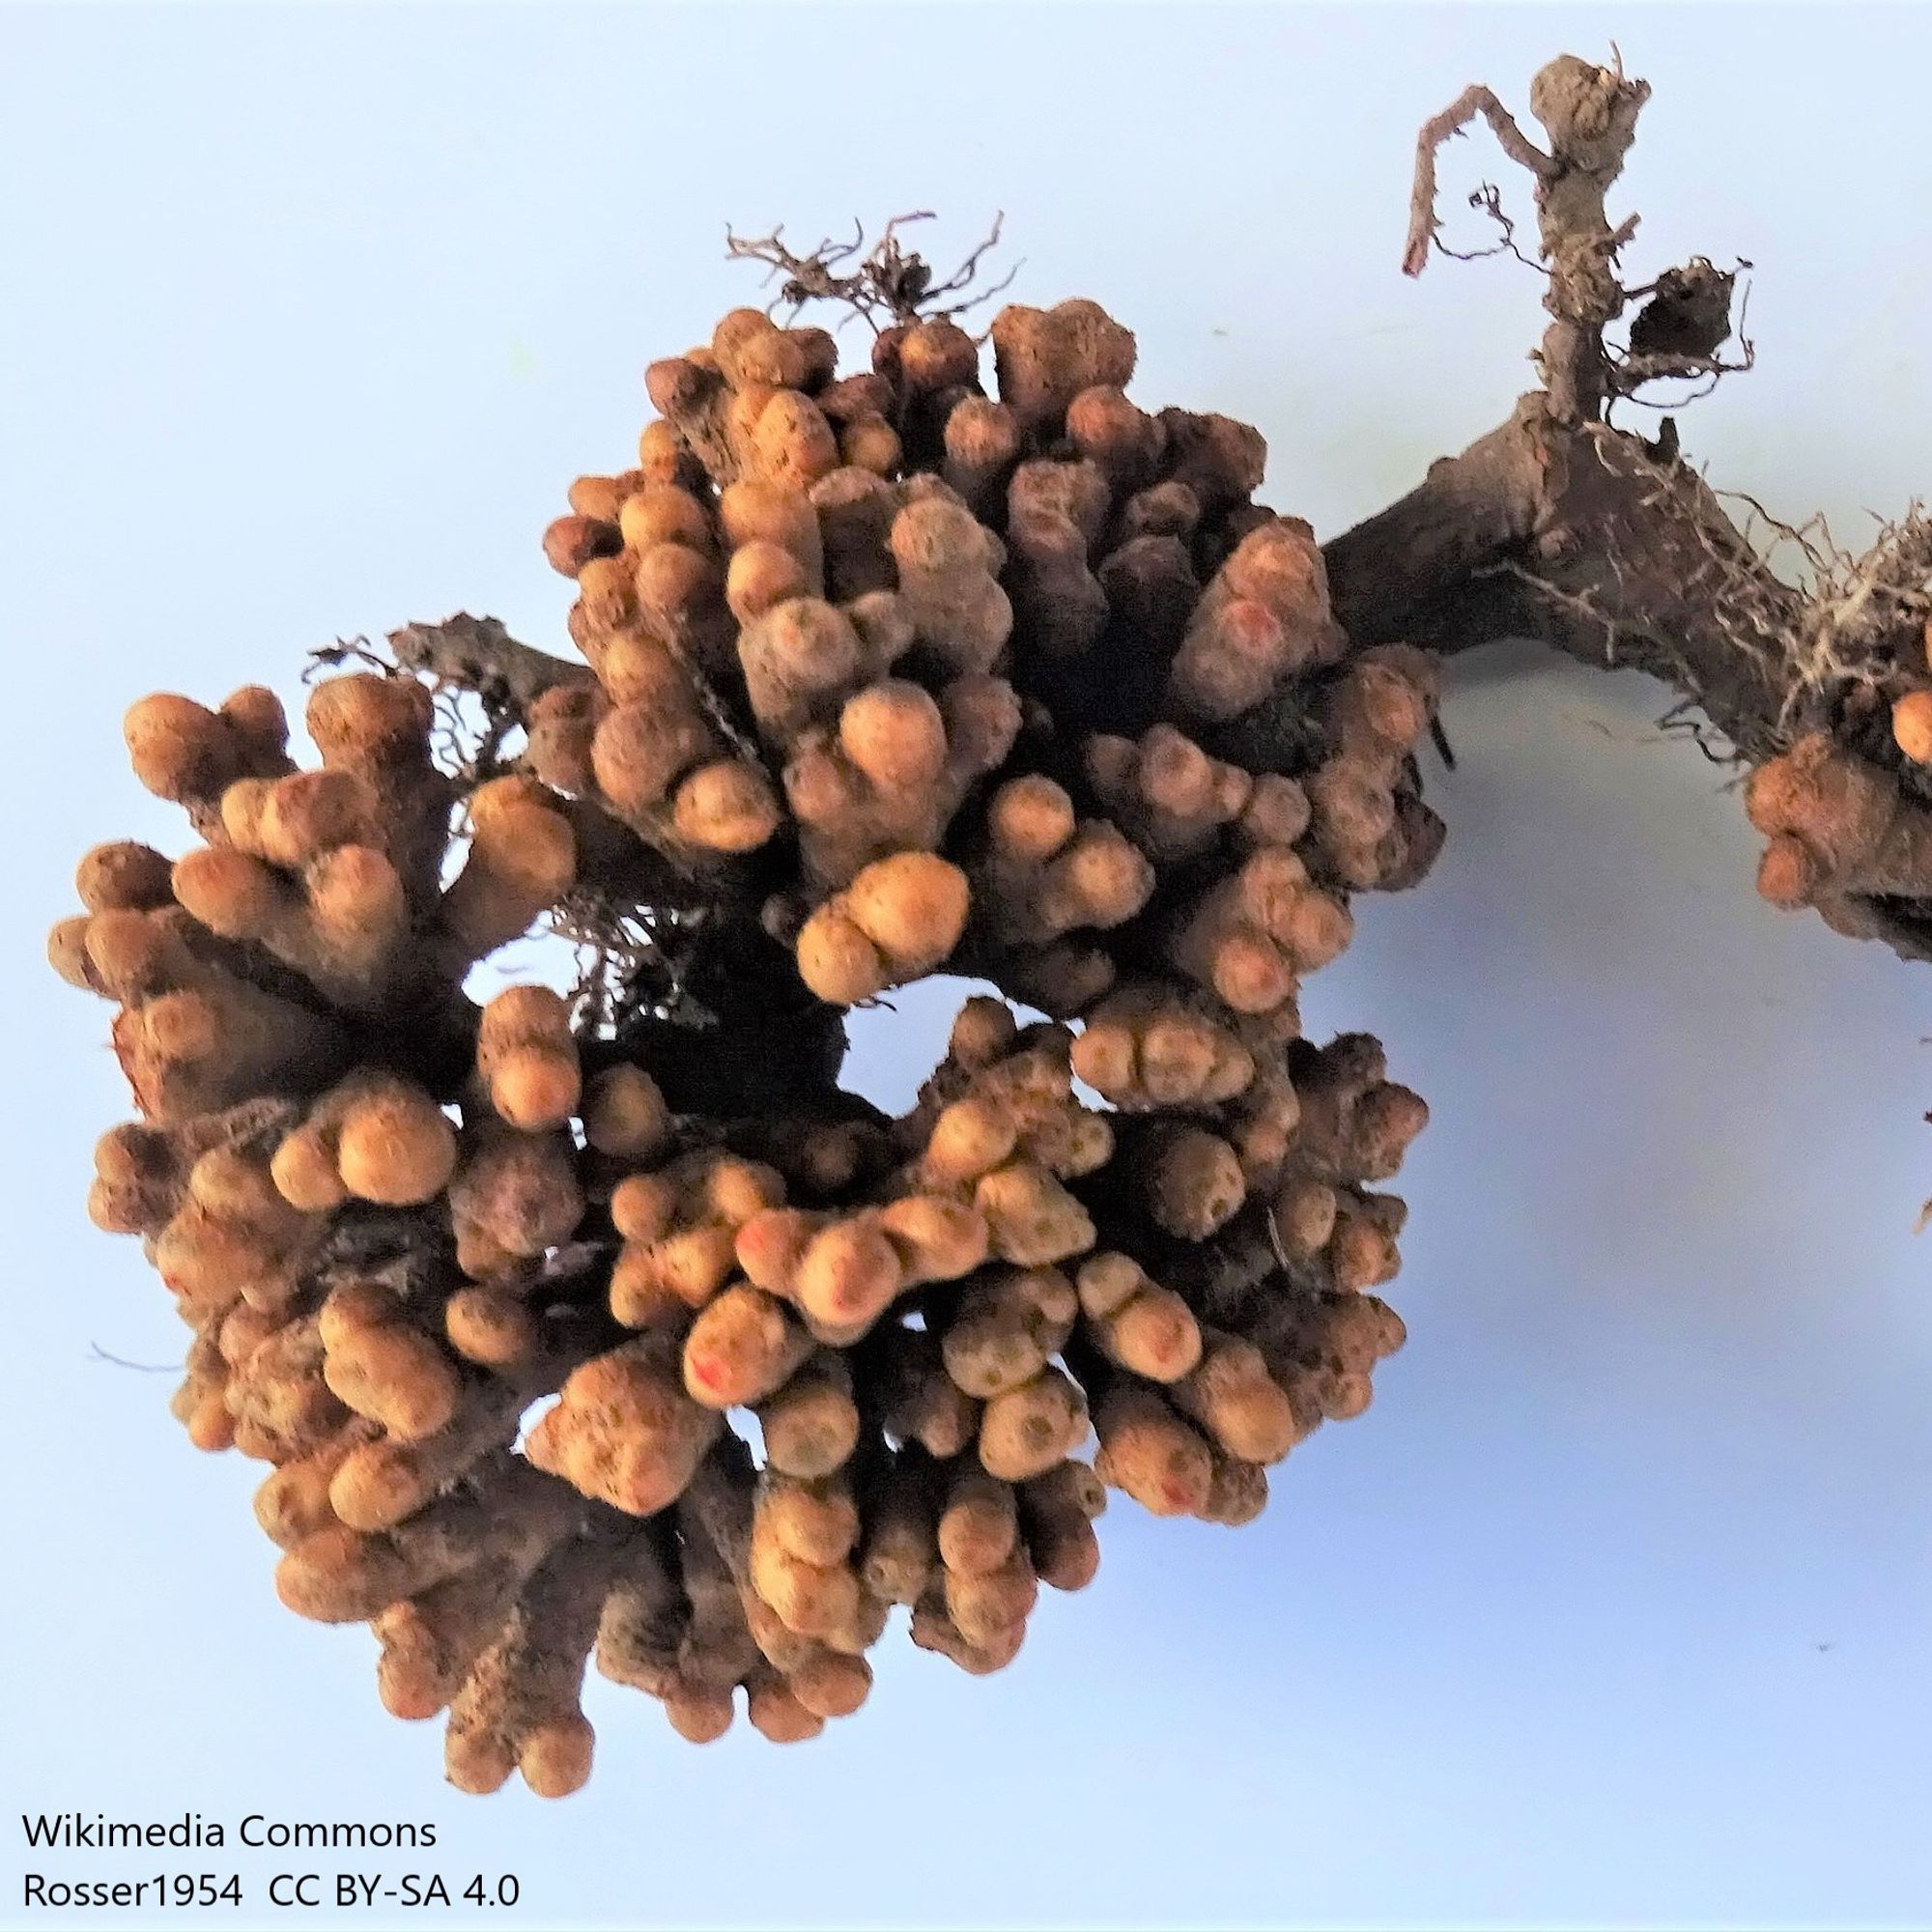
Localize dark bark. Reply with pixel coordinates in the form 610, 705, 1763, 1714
1333, 50, 1932, 964
1321, 394, 1800, 764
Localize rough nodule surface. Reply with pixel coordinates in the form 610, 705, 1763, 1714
50, 294, 1439, 1795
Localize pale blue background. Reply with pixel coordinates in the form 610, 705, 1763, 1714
4, 6, 1931, 1927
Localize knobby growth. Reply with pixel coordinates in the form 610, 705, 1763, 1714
46, 55, 1932, 1797
52, 238, 1431, 1790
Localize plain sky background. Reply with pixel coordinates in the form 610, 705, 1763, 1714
5, 6, 1932, 1928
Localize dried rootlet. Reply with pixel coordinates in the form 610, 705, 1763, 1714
51, 290, 1443, 1795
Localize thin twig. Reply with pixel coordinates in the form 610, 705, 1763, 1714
1435, 183, 1549, 273
724, 212, 1018, 329
88, 1342, 180, 1373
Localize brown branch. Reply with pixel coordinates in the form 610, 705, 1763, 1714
1324, 401, 1794, 750
1321, 404, 1932, 965
1326, 52, 1932, 968
1404, 85, 1556, 276
386, 613, 591, 712
1339, 55, 1911, 764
